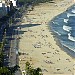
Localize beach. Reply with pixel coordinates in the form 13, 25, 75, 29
19, 0, 75, 75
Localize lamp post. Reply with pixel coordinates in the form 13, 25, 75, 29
17, 27, 21, 39
17, 27, 19, 38
9, 17, 12, 27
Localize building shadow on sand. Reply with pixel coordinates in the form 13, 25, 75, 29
5, 23, 41, 75
11, 23, 41, 35
14, 23, 41, 28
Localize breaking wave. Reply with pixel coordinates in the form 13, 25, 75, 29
68, 33, 75, 42
63, 25, 72, 32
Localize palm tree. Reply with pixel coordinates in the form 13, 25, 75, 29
25, 61, 43, 75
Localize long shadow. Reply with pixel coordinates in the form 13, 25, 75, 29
12, 23, 41, 29
4, 23, 41, 75
7, 23, 41, 36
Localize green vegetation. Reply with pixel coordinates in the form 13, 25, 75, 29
18, 0, 33, 3
0, 43, 14, 75
0, 36, 5, 67
25, 61, 43, 75
0, 51, 4, 67
0, 29, 15, 75
18, 0, 53, 5
0, 67, 14, 75
18, 0, 33, 5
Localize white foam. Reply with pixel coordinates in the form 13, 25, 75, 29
71, 9, 75, 13
67, 13, 70, 18
68, 33, 75, 42
52, 21, 59, 25
67, 13, 75, 18
61, 41, 75, 52
64, 19, 68, 23
54, 30, 61, 36
63, 25, 71, 32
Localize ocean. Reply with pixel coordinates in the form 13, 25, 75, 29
49, 4, 75, 58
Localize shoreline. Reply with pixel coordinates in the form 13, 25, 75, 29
49, 28, 75, 58
48, 3, 75, 59
19, 0, 75, 75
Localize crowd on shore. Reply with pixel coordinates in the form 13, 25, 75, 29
18, 0, 75, 75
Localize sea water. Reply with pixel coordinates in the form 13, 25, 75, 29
49, 4, 75, 57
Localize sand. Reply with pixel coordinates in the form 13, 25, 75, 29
18, 0, 75, 75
